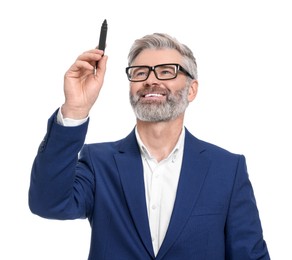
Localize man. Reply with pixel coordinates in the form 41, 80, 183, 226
29, 33, 270, 259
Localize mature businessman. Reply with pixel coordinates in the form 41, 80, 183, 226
29, 33, 270, 259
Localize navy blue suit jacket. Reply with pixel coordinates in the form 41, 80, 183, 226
29, 111, 270, 259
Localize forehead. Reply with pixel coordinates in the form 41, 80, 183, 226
132, 48, 183, 66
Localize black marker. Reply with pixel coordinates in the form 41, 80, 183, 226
96, 19, 107, 69
98, 19, 107, 51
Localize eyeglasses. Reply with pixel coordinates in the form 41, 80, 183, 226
125, 63, 194, 82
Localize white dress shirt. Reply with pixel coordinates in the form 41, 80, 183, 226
57, 108, 185, 256
135, 127, 184, 256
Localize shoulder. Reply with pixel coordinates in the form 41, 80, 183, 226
184, 128, 244, 162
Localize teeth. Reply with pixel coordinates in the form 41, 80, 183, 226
145, 93, 163, 97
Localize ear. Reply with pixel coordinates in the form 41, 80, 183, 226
187, 80, 198, 102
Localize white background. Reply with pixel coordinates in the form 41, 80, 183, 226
1, 0, 291, 259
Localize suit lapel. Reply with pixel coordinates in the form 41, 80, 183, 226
156, 129, 211, 259
114, 130, 155, 258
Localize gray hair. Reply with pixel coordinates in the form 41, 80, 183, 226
127, 33, 198, 80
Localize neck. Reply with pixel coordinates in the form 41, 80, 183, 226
136, 115, 184, 162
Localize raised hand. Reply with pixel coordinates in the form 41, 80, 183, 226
62, 49, 108, 119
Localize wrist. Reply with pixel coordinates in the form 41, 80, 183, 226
61, 104, 89, 120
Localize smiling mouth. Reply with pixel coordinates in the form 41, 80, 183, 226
143, 93, 166, 98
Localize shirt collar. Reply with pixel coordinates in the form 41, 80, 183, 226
135, 126, 185, 162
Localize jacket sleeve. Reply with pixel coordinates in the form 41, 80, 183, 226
225, 155, 270, 259
28, 110, 94, 220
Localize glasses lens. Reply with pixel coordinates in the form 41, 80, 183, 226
127, 66, 149, 81
155, 64, 177, 80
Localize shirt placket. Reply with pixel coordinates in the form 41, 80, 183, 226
148, 160, 161, 255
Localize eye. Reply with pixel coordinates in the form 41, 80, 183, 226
160, 69, 174, 75
135, 71, 147, 77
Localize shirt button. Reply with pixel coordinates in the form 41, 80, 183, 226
151, 205, 157, 210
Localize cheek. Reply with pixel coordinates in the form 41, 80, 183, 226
129, 85, 135, 96
129, 82, 141, 95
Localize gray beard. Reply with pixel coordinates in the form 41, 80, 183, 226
130, 85, 189, 122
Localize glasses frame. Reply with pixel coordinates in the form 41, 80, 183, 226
125, 63, 194, 82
